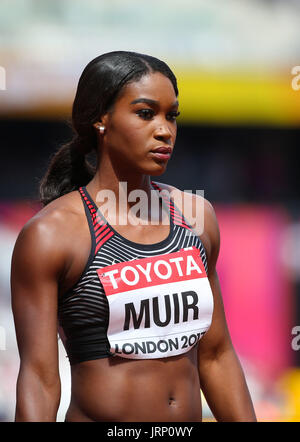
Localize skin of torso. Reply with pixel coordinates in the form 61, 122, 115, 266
55, 184, 208, 422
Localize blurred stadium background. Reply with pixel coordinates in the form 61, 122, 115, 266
1, 0, 300, 422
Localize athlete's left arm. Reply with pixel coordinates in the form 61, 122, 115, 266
197, 199, 257, 422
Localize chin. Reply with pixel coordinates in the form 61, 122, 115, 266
149, 167, 167, 176
143, 160, 169, 176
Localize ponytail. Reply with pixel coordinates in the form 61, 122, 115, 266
39, 135, 96, 206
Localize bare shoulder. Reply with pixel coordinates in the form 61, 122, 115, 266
12, 191, 84, 275
153, 181, 220, 269
16, 191, 82, 242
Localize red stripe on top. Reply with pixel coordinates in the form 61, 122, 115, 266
151, 183, 191, 230
174, 223, 190, 229
94, 222, 106, 235
95, 226, 111, 241
173, 214, 185, 222
175, 222, 192, 230
93, 215, 105, 226
79, 187, 115, 253
95, 230, 115, 254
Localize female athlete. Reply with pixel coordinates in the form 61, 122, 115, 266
11, 51, 256, 422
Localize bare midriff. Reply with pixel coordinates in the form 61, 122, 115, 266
65, 346, 202, 422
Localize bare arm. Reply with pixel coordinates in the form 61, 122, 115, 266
11, 213, 68, 421
197, 200, 257, 422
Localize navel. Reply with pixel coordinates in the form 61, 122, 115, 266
168, 396, 176, 406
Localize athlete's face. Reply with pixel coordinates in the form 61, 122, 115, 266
99, 72, 179, 175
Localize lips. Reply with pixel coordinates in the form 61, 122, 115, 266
150, 146, 172, 163
151, 146, 172, 154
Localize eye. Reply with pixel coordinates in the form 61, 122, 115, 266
167, 111, 180, 121
136, 109, 155, 120
136, 109, 180, 122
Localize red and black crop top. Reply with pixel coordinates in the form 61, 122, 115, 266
57, 182, 213, 365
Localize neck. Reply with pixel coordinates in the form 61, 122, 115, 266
85, 162, 167, 226
88, 169, 153, 200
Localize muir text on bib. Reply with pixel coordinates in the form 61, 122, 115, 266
97, 246, 214, 359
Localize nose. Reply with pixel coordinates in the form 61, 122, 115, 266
153, 121, 173, 143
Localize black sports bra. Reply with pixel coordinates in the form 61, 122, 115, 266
58, 182, 213, 365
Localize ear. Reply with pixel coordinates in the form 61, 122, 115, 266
93, 113, 110, 129
93, 122, 102, 130
100, 113, 109, 126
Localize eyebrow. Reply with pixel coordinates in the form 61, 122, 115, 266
130, 98, 179, 107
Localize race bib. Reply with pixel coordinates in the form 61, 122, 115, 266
97, 246, 214, 359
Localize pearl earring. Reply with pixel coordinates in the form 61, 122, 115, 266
96, 124, 105, 134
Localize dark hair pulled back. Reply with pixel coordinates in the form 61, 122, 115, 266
39, 51, 178, 206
